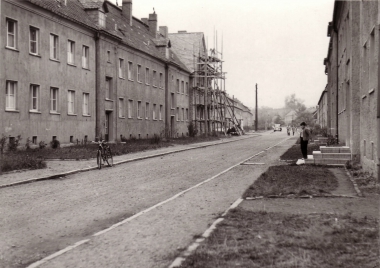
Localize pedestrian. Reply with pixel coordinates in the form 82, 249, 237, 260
292, 126, 295, 136
299, 122, 310, 160
287, 126, 290, 136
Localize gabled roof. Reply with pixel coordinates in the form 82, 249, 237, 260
28, 0, 96, 29
168, 32, 207, 73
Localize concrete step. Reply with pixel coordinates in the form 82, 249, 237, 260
305, 157, 348, 165
320, 146, 351, 154
312, 151, 351, 160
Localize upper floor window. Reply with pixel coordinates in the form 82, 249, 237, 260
82, 46, 89, 69
118, 98, 124, 118
83, 93, 89, 115
67, 90, 75, 114
176, 79, 180, 93
50, 34, 59, 60
159, 105, 163, 120
137, 65, 142, 82
145, 68, 150, 84
6, 81, 17, 111
128, 61, 133, 80
152, 70, 157, 87
67, 40, 75, 65
30, 84, 40, 111
128, 99, 133, 118
145, 102, 150, 119
119, 58, 124, 78
105, 77, 112, 99
185, 82, 189, 95
137, 101, 142, 118
159, 73, 163, 88
6, 19, 17, 49
29, 26, 39, 55
153, 104, 156, 120
50, 87, 59, 113
181, 81, 184, 94
107, 50, 111, 62
99, 12, 106, 28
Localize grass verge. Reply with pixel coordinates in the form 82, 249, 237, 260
0, 153, 46, 174
280, 142, 320, 161
180, 208, 379, 268
243, 165, 338, 198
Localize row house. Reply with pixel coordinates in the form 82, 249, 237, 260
323, 0, 379, 178
1, 0, 191, 144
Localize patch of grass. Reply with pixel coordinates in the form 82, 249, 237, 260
243, 165, 338, 197
280, 142, 320, 161
180, 208, 379, 268
0, 153, 46, 174
8, 135, 221, 160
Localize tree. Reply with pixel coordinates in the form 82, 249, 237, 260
285, 94, 307, 114
294, 111, 315, 127
274, 115, 285, 125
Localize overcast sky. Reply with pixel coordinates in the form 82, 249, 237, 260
110, 0, 334, 109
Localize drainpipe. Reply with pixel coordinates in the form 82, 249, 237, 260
95, 32, 100, 138
333, 23, 339, 143
165, 63, 169, 138
377, 25, 380, 182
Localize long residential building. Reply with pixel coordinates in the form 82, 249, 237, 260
323, 0, 379, 178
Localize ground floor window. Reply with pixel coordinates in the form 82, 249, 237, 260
6, 81, 17, 111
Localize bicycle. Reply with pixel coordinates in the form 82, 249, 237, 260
94, 140, 113, 169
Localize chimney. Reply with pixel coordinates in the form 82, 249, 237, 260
159, 26, 168, 38
148, 12, 157, 37
122, 0, 132, 26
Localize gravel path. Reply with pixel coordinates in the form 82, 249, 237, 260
0, 132, 295, 268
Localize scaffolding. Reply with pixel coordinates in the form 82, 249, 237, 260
191, 34, 244, 136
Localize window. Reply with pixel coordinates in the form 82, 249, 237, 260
176, 107, 179, 121
67, 90, 75, 114
182, 108, 185, 121
176, 79, 180, 93
186, 108, 189, 120
29, 26, 39, 54
137, 65, 142, 82
50, 87, 59, 112
32, 136, 37, 145
159, 105, 163, 120
159, 73, 163, 88
6, 19, 17, 49
153, 71, 157, 87
145, 68, 150, 84
107, 51, 111, 62
83, 93, 89, 115
137, 101, 142, 118
99, 12, 106, 27
185, 82, 188, 95
30, 84, 39, 111
119, 98, 124, 118
364, 140, 367, 157
119, 58, 124, 78
128, 100, 133, 118
128, 61, 133, 80
6, 81, 17, 111
181, 81, 184, 94
67, 40, 75, 64
371, 142, 374, 161
171, 93, 175, 108
50, 34, 59, 60
70, 136, 74, 143
145, 102, 149, 119
105, 77, 112, 99
153, 104, 156, 120
82, 46, 89, 69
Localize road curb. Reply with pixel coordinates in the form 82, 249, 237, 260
0, 135, 259, 189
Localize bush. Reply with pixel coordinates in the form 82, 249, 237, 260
188, 122, 198, 137
0, 153, 46, 174
150, 134, 162, 144
39, 141, 46, 149
50, 139, 60, 149
0, 134, 7, 155
25, 137, 32, 150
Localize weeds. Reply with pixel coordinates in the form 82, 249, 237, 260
0, 152, 46, 174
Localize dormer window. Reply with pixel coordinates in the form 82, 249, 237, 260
99, 12, 106, 28
115, 24, 118, 31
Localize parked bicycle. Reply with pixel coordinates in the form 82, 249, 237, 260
93, 140, 113, 169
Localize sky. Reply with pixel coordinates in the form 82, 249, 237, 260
110, 0, 335, 109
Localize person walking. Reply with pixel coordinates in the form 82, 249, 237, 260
300, 122, 310, 160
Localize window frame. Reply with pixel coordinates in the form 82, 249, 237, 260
159, 73, 163, 88
6, 18, 17, 49
5, 80, 17, 111
67, 90, 75, 115
50, 33, 59, 60
137, 65, 142, 82
82, 45, 89, 69
145, 102, 150, 120
152, 70, 157, 87
153, 103, 156, 120
29, 26, 39, 55
118, 98, 125, 118
50, 87, 59, 113
119, 58, 124, 78
128, 99, 133, 118
128, 61, 133, 81
105, 77, 112, 100
83, 92, 90, 116
30, 84, 40, 112
137, 101, 142, 119
159, 105, 163, 120
67, 40, 75, 65
145, 67, 150, 85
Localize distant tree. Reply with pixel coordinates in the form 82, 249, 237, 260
274, 115, 285, 125
294, 111, 315, 127
285, 94, 307, 114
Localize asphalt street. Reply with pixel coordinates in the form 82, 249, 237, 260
0, 131, 295, 268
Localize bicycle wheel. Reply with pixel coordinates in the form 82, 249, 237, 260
105, 148, 113, 167
97, 151, 102, 169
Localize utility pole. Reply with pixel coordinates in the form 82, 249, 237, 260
255, 83, 258, 131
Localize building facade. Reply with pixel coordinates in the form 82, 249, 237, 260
323, 0, 379, 178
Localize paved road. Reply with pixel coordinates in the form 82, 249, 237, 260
0, 132, 295, 268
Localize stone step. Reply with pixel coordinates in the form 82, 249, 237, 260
305, 157, 348, 165
320, 146, 351, 154
312, 151, 351, 160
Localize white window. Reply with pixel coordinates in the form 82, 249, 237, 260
67, 40, 75, 64
145, 68, 150, 84
119, 58, 124, 78
30, 84, 39, 111
67, 90, 75, 114
153, 104, 156, 120
99, 12, 106, 27
82, 45, 89, 69
119, 98, 124, 118
128, 100, 133, 118
159, 73, 163, 88
159, 105, 163, 120
153, 71, 157, 87
83, 93, 89, 115
29, 27, 39, 54
137, 101, 142, 118
50, 87, 59, 112
128, 61, 133, 80
105, 77, 112, 99
137, 65, 142, 82
50, 34, 59, 60
145, 102, 149, 119
176, 107, 179, 121
6, 19, 17, 49
6, 81, 17, 111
